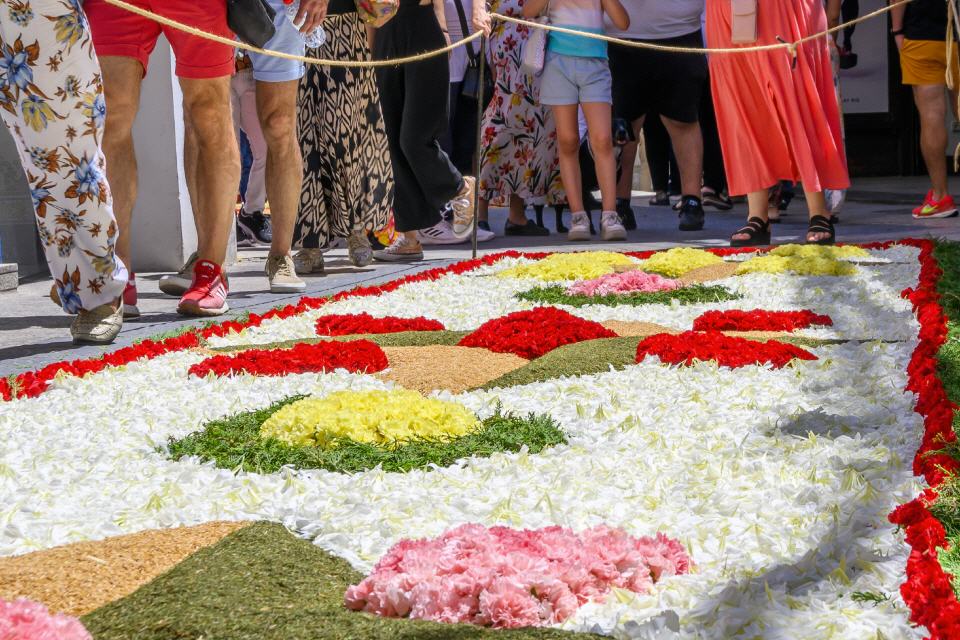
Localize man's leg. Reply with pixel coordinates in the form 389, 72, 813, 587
661, 115, 704, 199
615, 117, 644, 200
99, 56, 144, 272
179, 76, 240, 266
913, 84, 950, 200
255, 79, 301, 258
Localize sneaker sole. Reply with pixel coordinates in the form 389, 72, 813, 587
567, 229, 591, 241
270, 282, 308, 294
177, 301, 229, 317
73, 333, 120, 345
159, 277, 191, 297
913, 209, 959, 219
601, 228, 627, 241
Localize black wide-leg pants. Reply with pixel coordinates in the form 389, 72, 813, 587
374, 2, 463, 233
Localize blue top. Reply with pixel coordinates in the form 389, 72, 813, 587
547, 27, 607, 58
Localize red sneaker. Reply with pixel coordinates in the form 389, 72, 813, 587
122, 275, 140, 319
913, 192, 959, 219
912, 190, 934, 216
177, 260, 229, 317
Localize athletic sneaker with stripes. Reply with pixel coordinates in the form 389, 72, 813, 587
177, 259, 229, 317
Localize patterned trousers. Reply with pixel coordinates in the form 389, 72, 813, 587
1, 0, 127, 312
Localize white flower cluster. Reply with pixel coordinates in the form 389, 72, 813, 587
0, 247, 926, 639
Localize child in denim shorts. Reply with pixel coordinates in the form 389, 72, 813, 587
523, 0, 629, 241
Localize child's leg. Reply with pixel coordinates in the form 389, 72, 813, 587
552, 104, 585, 213
582, 102, 617, 212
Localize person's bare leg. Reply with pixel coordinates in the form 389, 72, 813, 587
661, 115, 703, 198
582, 102, 616, 211
179, 76, 240, 266
731, 191, 769, 242
182, 121, 203, 253
256, 79, 301, 258
552, 104, 584, 213
478, 197, 489, 222
99, 56, 144, 271
507, 195, 529, 225
615, 118, 644, 200
914, 84, 950, 200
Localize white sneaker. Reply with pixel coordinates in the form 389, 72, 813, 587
600, 210, 627, 241
418, 219, 466, 245
477, 226, 495, 242
158, 252, 198, 297
449, 176, 476, 239
373, 235, 424, 262
568, 212, 591, 241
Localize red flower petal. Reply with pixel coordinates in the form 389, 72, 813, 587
188, 340, 388, 378
458, 307, 617, 360
692, 309, 833, 332
635, 331, 817, 369
315, 313, 445, 336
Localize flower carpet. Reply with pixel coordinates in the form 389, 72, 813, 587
1, 241, 959, 639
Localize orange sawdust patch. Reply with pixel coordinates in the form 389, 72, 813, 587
678, 262, 739, 285
602, 321, 680, 337
379, 345, 527, 394
0, 521, 249, 616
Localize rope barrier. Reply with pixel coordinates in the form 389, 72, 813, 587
103, 0, 911, 67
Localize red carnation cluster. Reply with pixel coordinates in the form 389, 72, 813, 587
315, 313, 445, 336
692, 309, 833, 333
188, 339, 388, 378
635, 331, 817, 369
458, 307, 617, 360
889, 239, 960, 639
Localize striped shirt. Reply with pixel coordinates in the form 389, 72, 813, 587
547, 0, 607, 58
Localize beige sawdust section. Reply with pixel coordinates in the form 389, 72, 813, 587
379, 345, 527, 394
602, 321, 680, 337
0, 521, 248, 616
678, 262, 740, 285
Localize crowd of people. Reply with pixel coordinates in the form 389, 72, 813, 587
5, 0, 958, 345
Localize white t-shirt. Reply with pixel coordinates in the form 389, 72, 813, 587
604, 0, 705, 40
445, 0, 477, 83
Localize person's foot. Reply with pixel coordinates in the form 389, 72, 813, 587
177, 260, 229, 317
913, 191, 959, 219
616, 198, 637, 230
347, 230, 374, 267
478, 220, 492, 233
266, 254, 306, 293
293, 248, 325, 274
567, 211, 591, 241
237, 210, 272, 245
476, 226, 496, 242
701, 188, 733, 211
373, 236, 424, 262
505, 219, 550, 236
838, 46, 858, 70
236, 217, 256, 248
71, 301, 123, 345
159, 251, 199, 297
600, 211, 627, 241
649, 191, 670, 207
678, 196, 706, 231
122, 275, 140, 319
418, 219, 466, 245
449, 176, 476, 239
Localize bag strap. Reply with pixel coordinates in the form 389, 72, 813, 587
451, 0, 480, 65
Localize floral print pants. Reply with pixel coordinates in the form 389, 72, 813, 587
1, 0, 126, 313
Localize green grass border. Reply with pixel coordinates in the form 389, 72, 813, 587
82, 522, 600, 639
166, 397, 567, 475
515, 284, 740, 308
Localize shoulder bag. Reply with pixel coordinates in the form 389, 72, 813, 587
226, 0, 277, 48
355, 0, 399, 26
453, 0, 494, 104
730, 0, 758, 44
520, 0, 549, 76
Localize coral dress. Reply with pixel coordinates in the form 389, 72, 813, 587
706, 0, 849, 196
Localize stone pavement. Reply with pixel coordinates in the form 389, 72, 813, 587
2, 175, 959, 377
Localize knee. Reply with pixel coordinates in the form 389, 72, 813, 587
589, 130, 614, 155
102, 95, 138, 142
259, 108, 298, 146
186, 99, 235, 148
557, 132, 580, 156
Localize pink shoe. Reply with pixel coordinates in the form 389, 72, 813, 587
123, 275, 140, 318
177, 260, 229, 317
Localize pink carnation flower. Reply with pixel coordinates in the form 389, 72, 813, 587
345, 523, 692, 629
566, 270, 682, 297
0, 598, 92, 640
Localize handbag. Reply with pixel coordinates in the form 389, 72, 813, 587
226, 0, 277, 48
520, 1, 549, 76
730, 0, 758, 44
452, 0, 494, 104
355, 0, 399, 27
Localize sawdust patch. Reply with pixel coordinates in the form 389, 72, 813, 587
0, 521, 248, 616
678, 262, 739, 285
601, 321, 679, 337
379, 345, 527, 394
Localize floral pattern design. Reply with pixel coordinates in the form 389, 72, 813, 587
2, 0, 126, 312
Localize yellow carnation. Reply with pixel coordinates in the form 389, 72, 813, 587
639, 248, 723, 277
769, 244, 869, 260
735, 255, 857, 276
497, 251, 635, 281
260, 390, 481, 448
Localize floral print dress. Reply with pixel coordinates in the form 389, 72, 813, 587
0, 0, 127, 313
478, 0, 564, 206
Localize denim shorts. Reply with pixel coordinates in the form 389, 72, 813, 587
539, 51, 612, 106
248, 0, 306, 82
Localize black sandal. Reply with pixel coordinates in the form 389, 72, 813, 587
730, 216, 771, 247
806, 215, 836, 245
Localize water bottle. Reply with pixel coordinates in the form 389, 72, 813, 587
282, 0, 327, 48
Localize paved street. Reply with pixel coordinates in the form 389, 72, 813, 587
2, 175, 959, 377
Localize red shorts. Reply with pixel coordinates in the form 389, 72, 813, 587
85, 0, 235, 79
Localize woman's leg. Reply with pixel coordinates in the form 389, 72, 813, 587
804, 188, 833, 243
552, 104, 584, 214
508, 194, 528, 225
581, 102, 617, 212
730, 191, 770, 242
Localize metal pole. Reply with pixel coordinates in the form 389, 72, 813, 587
471, 35, 487, 259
